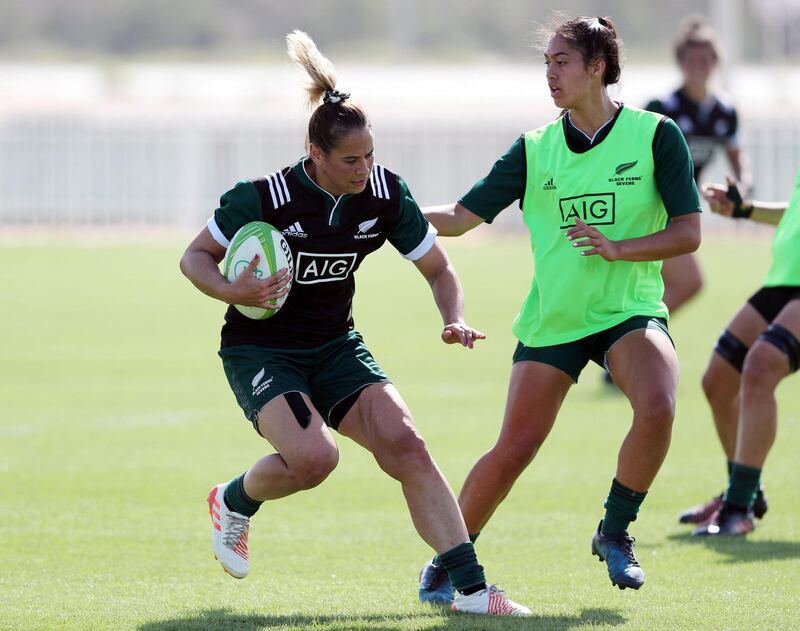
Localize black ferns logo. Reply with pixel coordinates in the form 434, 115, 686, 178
615, 161, 638, 176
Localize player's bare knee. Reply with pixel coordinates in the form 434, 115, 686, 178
701, 365, 733, 408
376, 429, 432, 479
741, 343, 787, 394
633, 391, 675, 431
291, 448, 339, 489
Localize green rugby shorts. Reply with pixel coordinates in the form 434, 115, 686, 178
219, 330, 390, 431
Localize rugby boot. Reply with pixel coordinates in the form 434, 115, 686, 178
679, 486, 767, 524
591, 520, 645, 590
208, 482, 250, 578
418, 559, 454, 605
753, 486, 768, 519
692, 505, 755, 537
451, 584, 531, 616
678, 493, 723, 524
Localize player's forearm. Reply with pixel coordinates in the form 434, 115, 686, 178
428, 263, 466, 326
424, 204, 462, 236
423, 203, 483, 237
180, 250, 233, 303
746, 202, 786, 226
615, 216, 701, 262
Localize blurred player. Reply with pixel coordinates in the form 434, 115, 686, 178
418, 14, 700, 599
646, 16, 751, 315
684, 177, 799, 536
180, 30, 530, 616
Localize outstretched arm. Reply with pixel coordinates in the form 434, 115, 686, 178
413, 240, 486, 348
424, 203, 485, 237
702, 179, 786, 226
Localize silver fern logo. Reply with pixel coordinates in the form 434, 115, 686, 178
358, 218, 378, 233
251, 368, 265, 388
615, 161, 638, 175
251, 368, 273, 395
355, 217, 381, 240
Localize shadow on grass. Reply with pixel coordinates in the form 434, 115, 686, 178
668, 532, 800, 563
139, 606, 626, 630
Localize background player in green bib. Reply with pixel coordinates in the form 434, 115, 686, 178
682, 175, 800, 537
180, 30, 530, 616
418, 15, 701, 598
646, 16, 751, 317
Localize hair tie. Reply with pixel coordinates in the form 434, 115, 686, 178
323, 89, 350, 104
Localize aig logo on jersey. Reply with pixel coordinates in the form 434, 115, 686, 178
559, 193, 615, 229
296, 252, 357, 284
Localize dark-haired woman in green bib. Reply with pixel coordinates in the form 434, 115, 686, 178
418, 15, 701, 600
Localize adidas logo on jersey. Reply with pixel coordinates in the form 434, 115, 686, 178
282, 222, 308, 238
542, 177, 556, 191
354, 217, 381, 240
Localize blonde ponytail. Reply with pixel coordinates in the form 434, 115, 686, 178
286, 30, 338, 109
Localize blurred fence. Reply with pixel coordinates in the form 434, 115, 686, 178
1, 113, 799, 229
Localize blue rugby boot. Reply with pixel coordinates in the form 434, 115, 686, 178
591, 520, 645, 590
418, 558, 454, 605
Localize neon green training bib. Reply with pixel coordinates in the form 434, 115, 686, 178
764, 168, 800, 287
515, 107, 669, 347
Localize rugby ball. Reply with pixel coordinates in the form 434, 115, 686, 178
222, 221, 294, 319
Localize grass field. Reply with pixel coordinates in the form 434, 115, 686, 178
2, 231, 799, 630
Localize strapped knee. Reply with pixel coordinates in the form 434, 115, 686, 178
759, 324, 800, 373
714, 330, 749, 372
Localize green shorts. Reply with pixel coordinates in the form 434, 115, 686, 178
512, 316, 672, 383
219, 330, 390, 432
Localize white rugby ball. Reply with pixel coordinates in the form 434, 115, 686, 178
222, 221, 294, 319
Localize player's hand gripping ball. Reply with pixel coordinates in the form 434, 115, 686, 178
222, 221, 294, 319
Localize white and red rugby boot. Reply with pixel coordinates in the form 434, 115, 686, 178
451, 584, 531, 616
208, 483, 250, 579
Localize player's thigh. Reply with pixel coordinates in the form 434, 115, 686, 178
309, 331, 391, 431
704, 300, 768, 387
724, 300, 769, 345
219, 343, 337, 464
661, 251, 702, 287
771, 298, 800, 337
496, 358, 572, 449
607, 324, 678, 410
256, 393, 339, 468
744, 298, 800, 381
337, 382, 422, 455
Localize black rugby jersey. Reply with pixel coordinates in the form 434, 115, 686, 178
646, 88, 738, 181
208, 158, 436, 349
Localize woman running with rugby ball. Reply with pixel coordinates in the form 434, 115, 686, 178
180, 30, 530, 616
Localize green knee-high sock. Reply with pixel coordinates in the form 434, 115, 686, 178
439, 541, 485, 595
724, 463, 761, 511
432, 532, 479, 567
223, 473, 262, 517
602, 478, 647, 536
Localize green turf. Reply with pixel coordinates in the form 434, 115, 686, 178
1, 232, 798, 630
